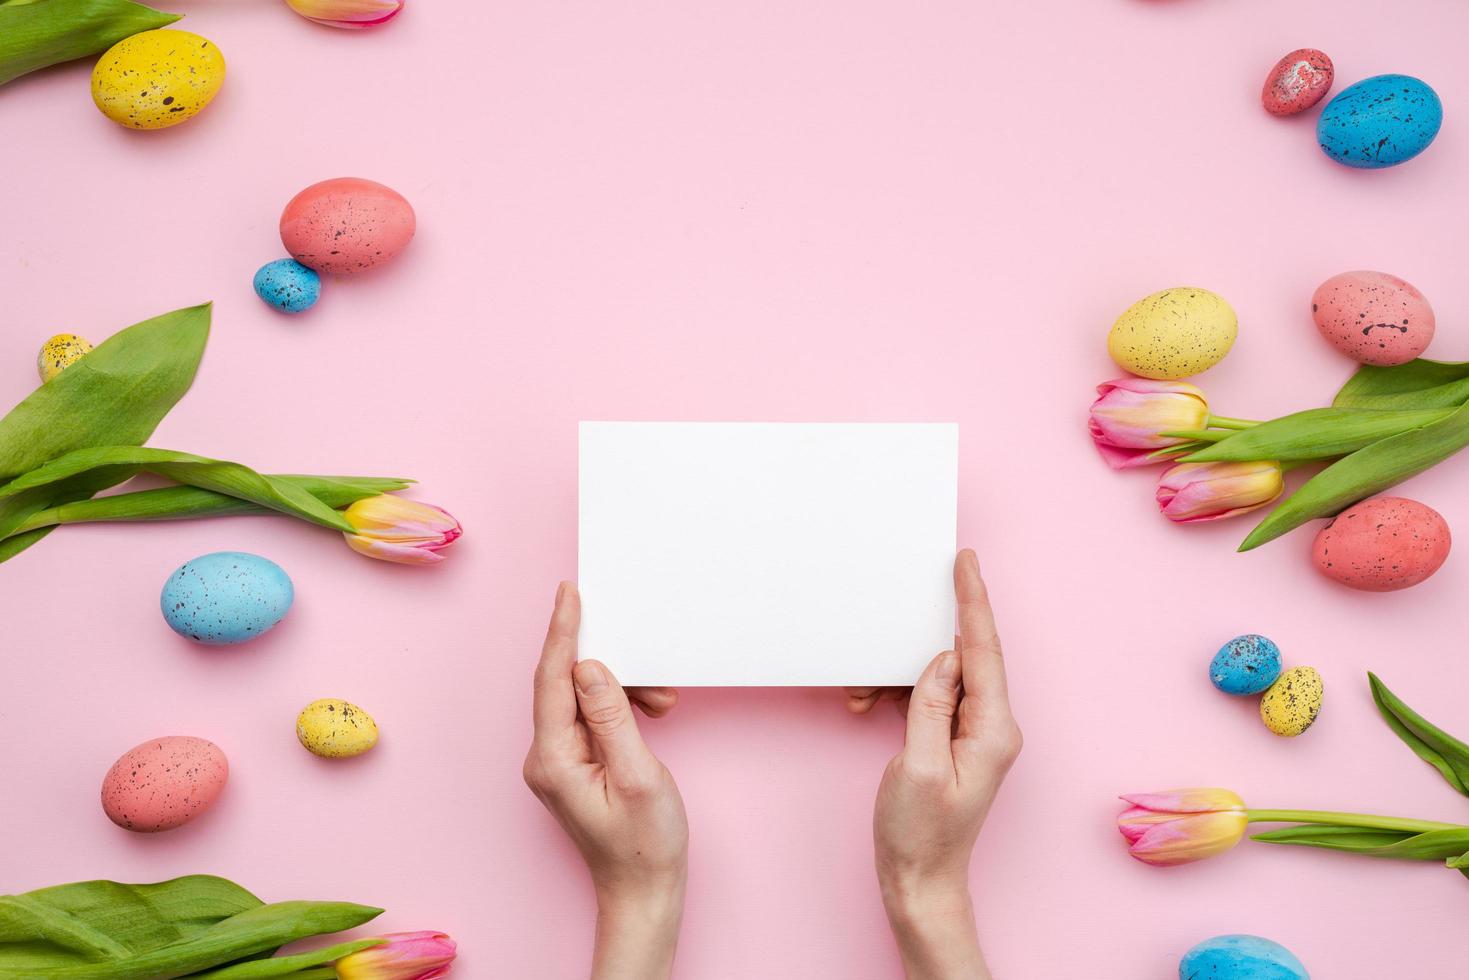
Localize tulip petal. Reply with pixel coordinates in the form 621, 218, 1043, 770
1127, 810, 1248, 866
1120, 789, 1246, 813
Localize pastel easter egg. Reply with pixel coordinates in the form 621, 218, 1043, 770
1209, 634, 1282, 696
1179, 934, 1309, 980
91, 29, 225, 130
1260, 667, 1323, 738
36, 333, 93, 382
1107, 287, 1237, 379
296, 698, 380, 758
1262, 48, 1333, 116
1312, 496, 1450, 592
101, 735, 228, 832
160, 551, 294, 645
1317, 74, 1442, 169
253, 258, 322, 314
279, 177, 416, 276
1311, 271, 1434, 366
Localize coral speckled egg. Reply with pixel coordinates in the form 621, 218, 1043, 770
1260, 667, 1323, 738
36, 333, 93, 382
1107, 287, 1237, 379
1312, 496, 1451, 591
91, 29, 225, 130
253, 258, 322, 313
279, 178, 416, 276
1311, 271, 1434, 366
1209, 634, 1282, 696
1179, 935, 1309, 980
1262, 48, 1333, 116
101, 736, 228, 832
1317, 74, 1442, 169
160, 551, 294, 645
296, 698, 380, 758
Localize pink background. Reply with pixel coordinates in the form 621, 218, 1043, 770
3, 1, 1469, 975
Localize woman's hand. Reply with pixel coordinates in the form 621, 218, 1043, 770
523, 582, 688, 980
870, 549, 1023, 980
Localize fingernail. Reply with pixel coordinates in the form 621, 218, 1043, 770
555, 581, 567, 602
937, 651, 960, 685
962, 549, 979, 571
574, 660, 609, 695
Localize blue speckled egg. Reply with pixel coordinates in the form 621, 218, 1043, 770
1180, 935, 1308, 980
1210, 634, 1282, 696
253, 258, 321, 314
160, 551, 294, 645
1317, 74, 1442, 169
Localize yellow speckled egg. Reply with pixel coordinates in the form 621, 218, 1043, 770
37, 333, 93, 382
91, 29, 225, 130
1260, 666, 1323, 737
1107, 287, 1238, 379
296, 698, 379, 758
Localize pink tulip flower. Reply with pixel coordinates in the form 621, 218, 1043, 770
342, 495, 462, 565
1089, 378, 1210, 469
285, 0, 404, 29
336, 931, 457, 979
1118, 789, 1248, 867
1155, 460, 1283, 523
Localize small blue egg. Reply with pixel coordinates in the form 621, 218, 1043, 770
160, 551, 294, 645
253, 258, 321, 314
1180, 935, 1309, 980
1317, 74, 1442, 169
1210, 634, 1282, 695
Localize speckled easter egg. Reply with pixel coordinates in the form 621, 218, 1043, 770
1312, 496, 1450, 592
1311, 271, 1434, 366
1317, 74, 1442, 169
1107, 287, 1237, 379
91, 29, 225, 130
296, 698, 380, 758
279, 178, 416, 276
1260, 667, 1323, 738
1179, 935, 1309, 980
1262, 48, 1333, 116
101, 735, 228, 832
36, 333, 93, 382
253, 258, 322, 313
1209, 634, 1282, 696
159, 551, 294, 645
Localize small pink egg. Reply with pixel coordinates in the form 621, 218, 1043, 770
1262, 48, 1334, 116
100, 735, 228, 832
279, 177, 415, 276
1312, 496, 1451, 592
1311, 270, 1435, 366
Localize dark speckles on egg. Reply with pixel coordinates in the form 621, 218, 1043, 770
1107, 286, 1238, 379
279, 178, 415, 277
1312, 496, 1450, 591
1317, 74, 1442, 169
1310, 271, 1434, 366
159, 551, 293, 645
100, 735, 228, 832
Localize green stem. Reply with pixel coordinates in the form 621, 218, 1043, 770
1207, 415, 1260, 430
1246, 809, 1465, 833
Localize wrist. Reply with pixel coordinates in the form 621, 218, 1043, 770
878, 871, 987, 980
591, 877, 686, 980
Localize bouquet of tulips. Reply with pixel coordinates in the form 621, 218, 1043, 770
1090, 357, 1469, 550
1120, 675, 1469, 876
0, 304, 461, 566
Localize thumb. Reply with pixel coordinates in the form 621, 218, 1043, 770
903, 650, 962, 769
573, 659, 656, 781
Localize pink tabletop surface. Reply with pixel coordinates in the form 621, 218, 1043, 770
4, 1, 1469, 976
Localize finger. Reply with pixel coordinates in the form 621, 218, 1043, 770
572, 659, 657, 780
845, 687, 881, 699
955, 549, 1011, 720
903, 650, 962, 767
629, 686, 679, 718
532, 582, 581, 740
847, 690, 882, 714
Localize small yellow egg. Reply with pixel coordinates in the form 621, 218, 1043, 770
296, 698, 379, 758
1107, 287, 1238, 379
37, 334, 93, 383
1260, 666, 1323, 737
91, 29, 225, 130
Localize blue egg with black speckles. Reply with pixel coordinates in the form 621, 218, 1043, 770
1317, 74, 1442, 169
1210, 634, 1282, 695
160, 551, 294, 645
1180, 935, 1309, 980
253, 258, 321, 314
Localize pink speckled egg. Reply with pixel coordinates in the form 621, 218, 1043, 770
1312, 496, 1451, 592
279, 177, 415, 276
100, 736, 228, 833
1262, 48, 1334, 116
1311, 271, 1435, 366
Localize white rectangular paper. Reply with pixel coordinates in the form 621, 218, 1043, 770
578, 422, 958, 686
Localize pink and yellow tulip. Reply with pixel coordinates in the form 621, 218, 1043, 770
1155, 460, 1284, 523
1089, 378, 1210, 469
285, 0, 404, 29
1118, 789, 1248, 866
336, 931, 457, 979
342, 494, 462, 565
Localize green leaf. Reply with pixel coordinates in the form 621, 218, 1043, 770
1252, 824, 1469, 861
1333, 359, 1469, 410
1239, 399, 1469, 551
0, 525, 53, 561
0, 0, 180, 85
1180, 407, 1453, 463
183, 939, 384, 978
1369, 672, 1469, 797
0, 304, 209, 483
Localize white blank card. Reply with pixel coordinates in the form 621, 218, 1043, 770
577, 422, 958, 686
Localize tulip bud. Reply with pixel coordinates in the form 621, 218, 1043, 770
336, 931, 457, 980
1156, 460, 1283, 523
1118, 789, 1248, 866
285, 0, 404, 29
1089, 378, 1210, 469
342, 495, 462, 565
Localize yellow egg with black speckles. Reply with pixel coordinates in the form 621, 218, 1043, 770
91, 29, 225, 130
1107, 287, 1238, 379
37, 334, 93, 383
1260, 666, 1323, 737
296, 698, 379, 758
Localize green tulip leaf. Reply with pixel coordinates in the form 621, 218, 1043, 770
1333, 359, 1469, 410
1370, 672, 1469, 798
0, 0, 180, 86
1180, 407, 1452, 463
181, 938, 385, 978
1251, 825, 1469, 861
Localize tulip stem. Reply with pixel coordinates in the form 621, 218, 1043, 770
1207, 415, 1259, 430
1160, 429, 1230, 443
1246, 809, 1465, 833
